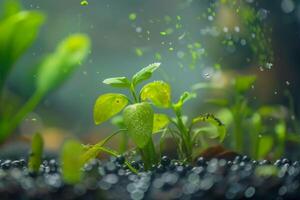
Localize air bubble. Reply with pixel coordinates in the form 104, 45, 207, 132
281, 0, 295, 14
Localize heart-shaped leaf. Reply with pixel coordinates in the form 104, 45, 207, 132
94, 93, 128, 125
103, 77, 131, 88
36, 34, 90, 94
123, 102, 153, 148
140, 81, 171, 108
132, 63, 160, 86
153, 113, 169, 133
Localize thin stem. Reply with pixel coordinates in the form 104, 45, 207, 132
98, 146, 138, 174
130, 84, 138, 103
173, 108, 192, 162
0, 90, 44, 143
139, 138, 157, 170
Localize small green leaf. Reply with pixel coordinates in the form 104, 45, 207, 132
132, 63, 161, 86
28, 133, 44, 173
140, 81, 171, 108
60, 139, 84, 184
234, 75, 256, 93
257, 135, 273, 159
153, 113, 169, 133
94, 93, 129, 125
123, 102, 154, 148
103, 77, 131, 88
36, 34, 90, 94
192, 114, 226, 142
173, 91, 196, 111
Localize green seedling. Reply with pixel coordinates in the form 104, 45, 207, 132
60, 139, 84, 184
28, 133, 43, 173
0, 0, 91, 143
93, 63, 167, 170
193, 74, 298, 160
92, 63, 225, 168
159, 91, 226, 162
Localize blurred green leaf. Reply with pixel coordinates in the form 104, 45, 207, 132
0, 11, 45, 88
60, 139, 84, 184
1, 0, 21, 19
191, 82, 223, 91
123, 102, 153, 148
192, 114, 226, 142
28, 133, 43, 173
234, 75, 256, 93
153, 113, 169, 133
140, 81, 171, 108
132, 63, 160, 86
216, 108, 233, 127
257, 135, 273, 159
103, 77, 131, 88
36, 34, 90, 94
94, 93, 129, 125
205, 98, 229, 106
255, 165, 278, 177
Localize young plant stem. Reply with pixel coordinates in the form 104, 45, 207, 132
233, 118, 243, 153
119, 131, 128, 154
0, 90, 44, 143
139, 138, 157, 170
130, 84, 139, 103
174, 109, 192, 162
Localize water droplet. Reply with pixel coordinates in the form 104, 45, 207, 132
208, 16, 214, 21
274, 91, 278, 95
259, 66, 264, 71
234, 26, 240, 32
258, 134, 262, 138
204, 73, 211, 79
291, 115, 296, 120
285, 81, 290, 85
266, 62, 273, 69
135, 27, 142, 33
240, 39, 247, 46
281, 0, 295, 14
223, 27, 229, 33
258, 9, 269, 20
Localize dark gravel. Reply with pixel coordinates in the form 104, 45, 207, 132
0, 156, 300, 200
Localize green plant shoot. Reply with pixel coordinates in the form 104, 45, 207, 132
60, 139, 84, 184
28, 133, 44, 173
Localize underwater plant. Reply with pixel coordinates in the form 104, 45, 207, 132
86, 63, 225, 170
193, 74, 300, 160
0, 0, 91, 143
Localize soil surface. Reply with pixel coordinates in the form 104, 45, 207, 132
0, 156, 299, 200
